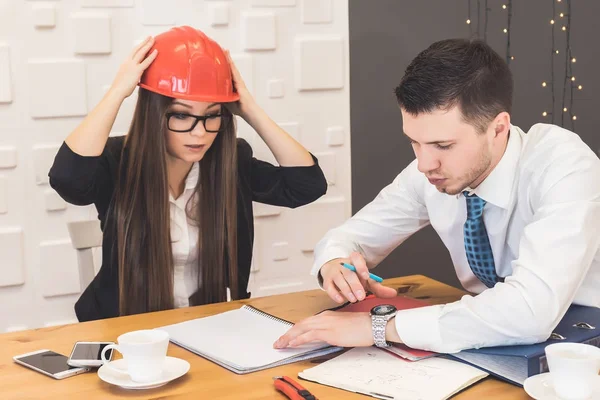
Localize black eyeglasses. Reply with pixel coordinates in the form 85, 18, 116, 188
166, 112, 228, 133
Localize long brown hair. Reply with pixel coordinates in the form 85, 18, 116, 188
115, 88, 238, 316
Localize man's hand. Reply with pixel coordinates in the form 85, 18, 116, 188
273, 311, 374, 349
320, 252, 397, 304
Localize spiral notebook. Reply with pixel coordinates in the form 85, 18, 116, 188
158, 305, 343, 374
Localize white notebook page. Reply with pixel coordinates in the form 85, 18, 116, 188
160, 305, 330, 369
299, 347, 488, 400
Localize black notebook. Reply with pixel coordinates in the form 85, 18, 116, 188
159, 305, 343, 374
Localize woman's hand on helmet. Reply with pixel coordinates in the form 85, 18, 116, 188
109, 36, 158, 100
223, 50, 256, 119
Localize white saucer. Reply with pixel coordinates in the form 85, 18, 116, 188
97, 356, 190, 390
524, 372, 600, 400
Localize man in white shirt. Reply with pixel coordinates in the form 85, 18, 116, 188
274, 38, 600, 353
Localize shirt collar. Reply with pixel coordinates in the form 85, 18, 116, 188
458, 125, 523, 209
169, 162, 199, 205
185, 162, 199, 191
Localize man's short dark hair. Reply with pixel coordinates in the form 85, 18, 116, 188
395, 39, 513, 133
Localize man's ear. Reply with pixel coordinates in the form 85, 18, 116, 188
493, 112, 511, 138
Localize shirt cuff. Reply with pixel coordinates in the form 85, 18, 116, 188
394, 305, 445, 352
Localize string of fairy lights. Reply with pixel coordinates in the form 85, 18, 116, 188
466, 0, 582, 129
466, 1, 491, 43
466, 1, 510, 62
542, 0, 581, 129
503, 1, 513, 64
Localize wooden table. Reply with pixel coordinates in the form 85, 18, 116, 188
0, 275, 531, 399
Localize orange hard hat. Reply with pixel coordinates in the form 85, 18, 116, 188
139, 26, 239, 103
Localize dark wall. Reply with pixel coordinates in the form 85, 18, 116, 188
349, 0, 600, 288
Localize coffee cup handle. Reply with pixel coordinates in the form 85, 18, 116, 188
101, 344, 128, 376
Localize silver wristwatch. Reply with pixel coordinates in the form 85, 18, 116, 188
370, 304, 398, 348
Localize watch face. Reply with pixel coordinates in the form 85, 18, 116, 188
371, 304, 397, 316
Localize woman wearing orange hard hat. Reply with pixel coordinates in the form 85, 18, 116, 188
49, 26, 327, 322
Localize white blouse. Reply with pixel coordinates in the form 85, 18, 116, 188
170, 162, 200, 308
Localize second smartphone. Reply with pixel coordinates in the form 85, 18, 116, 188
68, 341, 115, 368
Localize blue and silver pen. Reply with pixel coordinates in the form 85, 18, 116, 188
340, 262, 383, 283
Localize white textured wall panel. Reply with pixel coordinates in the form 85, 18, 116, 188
326, 126, 344, 146
39, 240, 81, 298
254, 203, 282, 217
267, 78, 284, 98
67, 220, 103, 250
0, 228, 25, 288
231, 53, 254, 94
32, 4, 56, 28
235, 116, 255, 144
44, 189, 67, 212
252, 281, 305, 297
209, 3, 230, 26
28, 60, 87, 118
92, 247, 103, 275
297, 198, 347, 252
295, 36, 344, 90
0, 176, 7, 214
253, 222, 292, 279
252, 136, 277, 165
71, 12, 112, 54
33, 144, 60, 185
141, 0, 176, 25
105, 85, 138, 133
272, 242, 289, 261
242, 12, 276, 50
314, 151, 336, 185
302, 0, 332, 24
0, 147, 17, 169
81, 0, 134, 7
0, 44, 12, 103
251, 0, 295, 6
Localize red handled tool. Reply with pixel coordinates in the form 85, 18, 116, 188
273, 376, 317, 400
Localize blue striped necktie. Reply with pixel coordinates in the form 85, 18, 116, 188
463, 192, 503, 288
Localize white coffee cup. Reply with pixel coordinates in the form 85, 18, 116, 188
545, 342, 600, 400
101, 329, 169, 383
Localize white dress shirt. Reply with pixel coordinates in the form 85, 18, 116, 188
313, 123, 600, 353
170, 162, 200, 308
